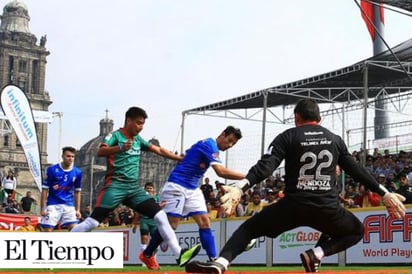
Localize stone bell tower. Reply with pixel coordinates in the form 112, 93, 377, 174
0, 1, 52, 200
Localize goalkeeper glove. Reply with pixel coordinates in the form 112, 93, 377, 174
382, 192, 406, 220
219, 179, 250, 216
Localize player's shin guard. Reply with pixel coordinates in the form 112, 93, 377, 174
71, 217, 99, 232
219, 226, 251, 262
143, 229, 163, 257
154, 210, 181, 255
199, 227, 217, 260
315, 233, 330, 247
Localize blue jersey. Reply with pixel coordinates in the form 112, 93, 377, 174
42, 163, 82, 206
168, 137, 222, 190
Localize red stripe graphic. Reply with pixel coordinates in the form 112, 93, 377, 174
361, 0, 384, 40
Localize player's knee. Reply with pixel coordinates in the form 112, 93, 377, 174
196, 214, 211, 228
136, 198, 161, 218
154, 210, 170, 227
90, 207, 111, 223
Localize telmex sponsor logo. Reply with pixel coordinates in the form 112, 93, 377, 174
6, 88, 33, 140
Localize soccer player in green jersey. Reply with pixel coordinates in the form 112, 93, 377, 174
72, 106, 200, 269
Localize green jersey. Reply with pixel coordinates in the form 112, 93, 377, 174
102, 128, 151, 183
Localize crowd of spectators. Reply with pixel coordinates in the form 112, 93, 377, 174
202, 148, 412, 219
202, 174, 286, 219
340, 148, 412, 207
0, 189, 38, 214
2, 148, 411, 227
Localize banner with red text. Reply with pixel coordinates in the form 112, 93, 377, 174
0, 213, 41, 231
346, 209, 412, 263
273, 226, 339, 264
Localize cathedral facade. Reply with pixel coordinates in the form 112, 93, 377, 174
0, 1, 51, 202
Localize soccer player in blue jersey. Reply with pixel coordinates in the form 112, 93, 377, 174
72, 106, 201, 270
40, 146, 82, 231
140, 126, 245, 265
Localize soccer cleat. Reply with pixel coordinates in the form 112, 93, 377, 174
176, 244, 201, 267
300, 249, 320, 273
185, 260, 225, 274
139, 251, 160, 270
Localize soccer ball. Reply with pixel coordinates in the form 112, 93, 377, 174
244, 238, 257, 251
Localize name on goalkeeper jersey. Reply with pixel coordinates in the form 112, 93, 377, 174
297, 179, 331, 191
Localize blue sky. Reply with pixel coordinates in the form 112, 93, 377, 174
14, 0, 412, 180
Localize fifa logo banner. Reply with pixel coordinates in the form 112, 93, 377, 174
0, 85, 42, 191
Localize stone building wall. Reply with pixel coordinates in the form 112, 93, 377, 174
0, 1, 52, 205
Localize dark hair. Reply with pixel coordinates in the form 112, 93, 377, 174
397, 172, 408, 180
6, 169, 14, 179
24, 216, 31, 221
294, 99, 321, 122
144, 182, 154, 188
223, 126, 242, 139
125, 107, 148, 121
62, 146, 76, 154
209, 198, 218, 207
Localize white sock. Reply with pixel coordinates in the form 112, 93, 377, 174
140, 244, 147, 252
71, 217, 99, 232
215, 257, 229, 270
154, 210, 181, 256
313, 247, 324, 260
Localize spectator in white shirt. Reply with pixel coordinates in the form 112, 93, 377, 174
2, 170, 16, 199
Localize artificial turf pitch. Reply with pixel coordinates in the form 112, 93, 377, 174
1, 265, 412, 273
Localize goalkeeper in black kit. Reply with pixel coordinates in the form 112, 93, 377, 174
186, 98, 407, 274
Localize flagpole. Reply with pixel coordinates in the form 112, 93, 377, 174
372, 2, 389, 140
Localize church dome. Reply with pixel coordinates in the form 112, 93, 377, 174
4, 1, 29, 16
1, 0, 31, 33
77, 136, 104, 168
75, 114, 114, 169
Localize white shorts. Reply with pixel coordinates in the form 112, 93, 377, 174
161, 182, 207, 218
40, 204, 78, 229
